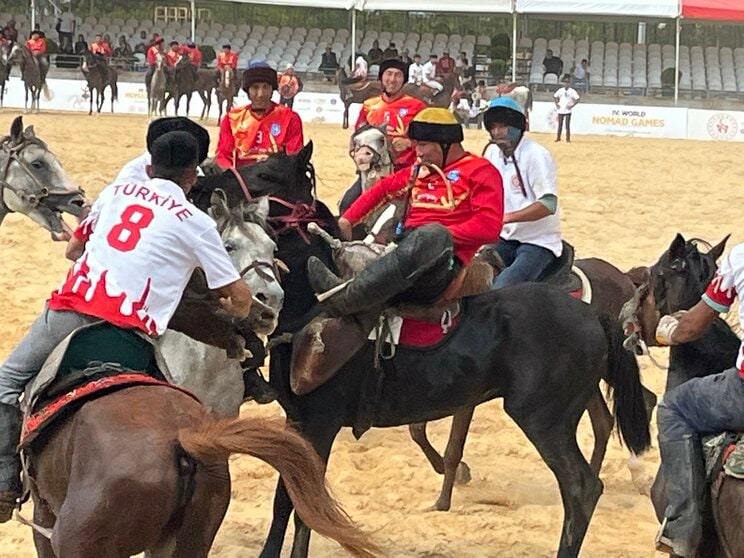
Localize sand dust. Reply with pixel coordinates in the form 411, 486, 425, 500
0, 111, 741, 557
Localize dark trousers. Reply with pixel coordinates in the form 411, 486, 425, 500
489, 239, 557, 289
279, 96, 294, 108
557, 113, 572, 141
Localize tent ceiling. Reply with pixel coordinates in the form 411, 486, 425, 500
681, 0, 744, 22
222, 0, 359, 9
515, 0, 679, 18
356, 0, 512, 13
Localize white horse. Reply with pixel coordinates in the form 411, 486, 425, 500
159, 192, 284, 417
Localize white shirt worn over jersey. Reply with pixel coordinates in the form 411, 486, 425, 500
554, 87, 580, 115
701, 243, 744, 373
115, 152, 151, 184
48, 178, 240, 336
484, 137, 563, 256
408, 62, 424, 84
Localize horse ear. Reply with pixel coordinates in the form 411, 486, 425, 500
626, 266, 650, 288
708, 234, 731, 263
668, 233, 687, 260
243, 196, 270, 226
9, 116, 23, 144
208, 188, 230, 229
23, 125, 36, 140
297, 141, 313, 169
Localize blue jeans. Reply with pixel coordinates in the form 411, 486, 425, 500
657, 367, 744, 442
490, 239, 557, 289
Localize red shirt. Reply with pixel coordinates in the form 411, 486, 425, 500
436, 56, 456, 76
165, 49, 180, 67
146, 45, 162, 65
26, 37, 46, 55
343, 154, 504, 265
183, 45, 202, 67
217, 51, 238, 70
355, 94, 427, 170
216, 102, 304, 168
90, 41, 112, 57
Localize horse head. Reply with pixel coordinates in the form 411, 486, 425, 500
209, 189, 284, 335
350, 124, 393, 191
0, 116, 87, 239
241, 142, 316, 204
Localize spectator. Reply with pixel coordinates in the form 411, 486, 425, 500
319, 46, 338, 82
278, 64, 303, 108
134, 31, 148, 54
571, 58, 590, 94
476, 79, 487, 101
422, 54, 443, 93
2, 20, 17, 43
367, 40, 383, 66
56, 6, 75, 53
455, 51, 468, 72
408, 53, 424, 84
543, 49, 563, 78
553, 75, 580, 143
115, 35, 133, 58
382, 42, 398, 61
436, 50, 456, 76
74, 34, 87, 54
400, 49, 412, 66
103, 34, 113, 52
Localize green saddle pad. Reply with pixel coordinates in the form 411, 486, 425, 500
724, 439, 744, 479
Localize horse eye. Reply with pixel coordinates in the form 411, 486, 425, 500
31, 160, 45, 170
224, 242, 235, 253
257, 173, 271, 181
671, 259, 687, 272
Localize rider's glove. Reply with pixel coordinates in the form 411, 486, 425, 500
655, 311, 687, 346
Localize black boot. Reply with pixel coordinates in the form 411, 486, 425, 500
0, 403, 22, 523
655, 436, 705, 557
307, 256, 346, 293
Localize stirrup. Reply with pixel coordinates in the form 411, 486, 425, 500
316, 279, 352, 303
654, 519, 678, 556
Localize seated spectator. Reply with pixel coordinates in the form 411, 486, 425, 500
436, 51, 456, 76
571, 58, 590, 94
115, 35, 133, 58
103, 33, 113, 52
543, 49, 563, 78
367, 40, 383, 66
382, 42, 398, 61
134, 30, 148, 54
74, 34, 87, 54
400, 49, 412, 65
319, 46, 339, 82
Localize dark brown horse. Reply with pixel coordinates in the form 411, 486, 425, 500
7, 44, 49, 112
0, 42, 10, 107
24, 318, 376, 558
195, 68, 218, 120
80, 50, 118, 115
625, 233, 742, 558
216, 66, 240, 123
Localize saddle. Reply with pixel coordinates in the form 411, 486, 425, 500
540, 242, 585, 296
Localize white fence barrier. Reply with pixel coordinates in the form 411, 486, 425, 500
3, 76, 744, 142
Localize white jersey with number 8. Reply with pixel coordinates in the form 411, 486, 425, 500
49, 178, 240, 336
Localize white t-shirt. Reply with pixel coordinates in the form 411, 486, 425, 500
59, 12, 75, 33
554, 87, 580, 115
116, 152, 151, 184
573, 64, 587, 79
49, 178, 240, 336
422, 61, 437, 81
408, 62, 424, 83
484, 137, 562, 256
354, 56, 368, 79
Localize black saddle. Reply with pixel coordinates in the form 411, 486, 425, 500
540, 241, 584, 293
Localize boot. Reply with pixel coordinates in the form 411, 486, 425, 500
655, 436, 705, 557
0, 403, 22, 523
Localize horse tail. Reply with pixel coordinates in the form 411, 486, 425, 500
42, 82, 53, 101
599, 313, 651, 456
178, 416, 379, 558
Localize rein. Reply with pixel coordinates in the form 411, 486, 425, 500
238, 259, 279, 284
0, 139, 52, 213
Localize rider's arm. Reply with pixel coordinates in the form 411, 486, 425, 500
447, 165, 504, 249
218, 279, 253, 319
65, 235, 85, 261
504, 196, 555, 224
284, 113, 304, 155
342, 168, 411, 229
355, 104, 370, 130
214, 114, 235, 169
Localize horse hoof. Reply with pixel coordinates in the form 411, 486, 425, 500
427, 501, 451, 512
455, 462, 472, 485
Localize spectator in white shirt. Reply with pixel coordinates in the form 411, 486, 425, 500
553, 76, 580, 143
421, 54, 443, 92
408, 54, 424, 84
571, 58, 590, 94
56, 7, 75, 53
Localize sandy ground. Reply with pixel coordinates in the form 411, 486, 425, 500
0, 111, 741, 558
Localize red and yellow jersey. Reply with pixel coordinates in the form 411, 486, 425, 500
165, 49, 180, 67
90, 41, 112, 57
215, 102, 305, 168
146, 45, 162, 65
355, 94, 427, 170
343, 154, 504, 266
26, 37, 46, 55
217, 51, 238, 70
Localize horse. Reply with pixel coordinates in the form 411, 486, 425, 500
623, 233, 743, 557
159, 192, 285, 418
402, 72, 463, 109
7, 44, 49, 113
216, 66, 239, 123
0, 42, 10, 107
0, 116, 87, 240
80, 50, 118, 115
193, 67, 218, 120
191, 144, 652, 558
337, 68, 383, 130
147, 55, 168, 117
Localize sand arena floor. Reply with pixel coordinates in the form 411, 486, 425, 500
0, 112, 742, 557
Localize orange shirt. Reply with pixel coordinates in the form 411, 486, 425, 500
356, 94, 427, 170
26, 37, 46, 55
146, 45, 163, 65
216, 102, 304, 168
183, 45, 202, 67
165, 49, 180, 67
90, 41, 112, 57
217, 51, 238, 70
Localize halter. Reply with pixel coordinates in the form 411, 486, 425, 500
238, 259, 280, 285
0, 138, 55, 214
228, 165, 324, 245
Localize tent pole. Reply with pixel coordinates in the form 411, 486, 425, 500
674, 16, 680, 106
351, 6, 356, 70
30, 0, 36, 30
191, 0, 196, 41
511, 11, 517, 82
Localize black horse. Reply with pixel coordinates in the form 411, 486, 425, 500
628, 233, 744, 557
80, 50, 118, 115
192, 145, 652, 558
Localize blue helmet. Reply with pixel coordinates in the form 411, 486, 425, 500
484, 97, 527, 132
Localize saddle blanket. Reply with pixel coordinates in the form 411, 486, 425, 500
368, 314, 461, 348
21, 373, 199, 448
704, 432, 744, 480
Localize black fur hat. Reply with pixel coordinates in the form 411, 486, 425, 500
146, 117, 210, 163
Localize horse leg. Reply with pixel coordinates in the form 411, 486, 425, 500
343, 104, 349, 129
31, 492, 57, 558
505, 400, 602, 558
409, 422, 445, 474
88, 87, 94, 116
98, 89, 105, 114
586, 388, 613, 476
432, 406, 475, 512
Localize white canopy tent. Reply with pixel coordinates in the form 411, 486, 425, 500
357, 0, 511, 12
515, 0, 679, 18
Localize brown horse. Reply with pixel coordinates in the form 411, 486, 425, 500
216, 66, 240, 123
195, 68, 218, 120
80, 51, 118, 115
26, 354, 377, 557
7, 44, 49, 112
166, 55, 212, 117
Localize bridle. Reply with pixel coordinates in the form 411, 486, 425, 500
227, 166, 325, 244
650, 241, 714, 315
0, 137, 56, 214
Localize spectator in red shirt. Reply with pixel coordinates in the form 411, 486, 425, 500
436, 51, 456, 77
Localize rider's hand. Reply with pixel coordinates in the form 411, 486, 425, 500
655, 311, 687, 346
338, 217, 353, 241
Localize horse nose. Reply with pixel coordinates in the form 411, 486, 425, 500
254, 291, 282, 319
